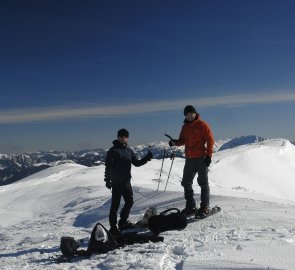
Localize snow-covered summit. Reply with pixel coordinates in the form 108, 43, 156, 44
218, 135, 267, 151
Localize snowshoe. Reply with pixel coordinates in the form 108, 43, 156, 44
180, 206, 197, 216
195, 205, 221, 219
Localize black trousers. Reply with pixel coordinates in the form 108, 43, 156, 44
109, 181, 134, 228
181, 157, 210, 209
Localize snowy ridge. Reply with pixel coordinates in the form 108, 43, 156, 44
0, 138, 295, 269
218, 135, 267, 151
0, 135, 290, 186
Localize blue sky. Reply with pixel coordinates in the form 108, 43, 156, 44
1, 0, 295, 154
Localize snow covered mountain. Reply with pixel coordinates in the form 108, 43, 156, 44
0, 135, 292, 186
0, 142, 179, 185
0, 138, 295, 269
0, 149, 107, 185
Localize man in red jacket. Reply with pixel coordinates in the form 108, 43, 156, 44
169, 105, 214, 218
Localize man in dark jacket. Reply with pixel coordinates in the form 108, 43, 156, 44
104, 128, 153, 236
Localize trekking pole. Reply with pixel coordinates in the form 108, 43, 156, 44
164, 133, 173, 141
162, 133, 176, 191
164, 151, 175, 191
157, 148, 166, 191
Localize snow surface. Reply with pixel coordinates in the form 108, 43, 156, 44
1, 138, 295, 269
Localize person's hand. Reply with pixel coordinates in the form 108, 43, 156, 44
145, 151, 153, 161
168, 139, 176, 147
105, 181, 112, 189
203, 156, 211, 167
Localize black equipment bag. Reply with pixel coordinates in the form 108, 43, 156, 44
148, 208, 187, 235
60, 223, 118, 257
86, 222, 118, 255
60, 222, 165, 258
60, 236, 80, 257
117, 232, 164, 246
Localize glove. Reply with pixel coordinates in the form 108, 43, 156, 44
105, 180, 112, 189
168, 139, 176, 147
145, 151, 153, 161
203, 156, 211, 167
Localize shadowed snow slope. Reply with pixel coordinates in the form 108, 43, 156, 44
218, 135, 267, 151
0, 138, 295, 269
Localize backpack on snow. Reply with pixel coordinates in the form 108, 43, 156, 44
86, 222, 118, 255
60, 223, 118, 258
60, 222, 164, 258
87, 223, 119, 255
148, 208, 187, 235
117, 231, 164, 246
60, 236, 80, 257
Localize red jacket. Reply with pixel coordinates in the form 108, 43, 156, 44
175, 116, 214, 158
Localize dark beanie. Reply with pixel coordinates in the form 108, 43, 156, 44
117, 128, 129, 137
184, 105, 197, 115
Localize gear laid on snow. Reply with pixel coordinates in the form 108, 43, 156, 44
148, 208, 187, 235
59, 221, 164, 260
118, 219, 136, 231
109, 226, 120, 238
136, 207, 157, 228
60, 236, 80, 257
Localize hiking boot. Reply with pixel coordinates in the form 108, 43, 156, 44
195, 207, 210, 219
109, 226, 120, 238
180, 206, 197, 216
118, 220, 136, 231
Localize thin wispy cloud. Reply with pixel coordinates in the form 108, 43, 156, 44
1, 91, 295, 124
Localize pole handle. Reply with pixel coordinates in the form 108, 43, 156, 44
164, 134, 173, 140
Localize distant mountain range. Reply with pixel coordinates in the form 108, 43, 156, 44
1, 135, 292, 186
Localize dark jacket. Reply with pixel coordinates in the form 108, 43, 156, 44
104, 140, 148, 186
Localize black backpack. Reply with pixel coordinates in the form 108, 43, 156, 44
60, 222, 165, 258
117, 231, 164, 246
60, 236, 80, 257
60, 223, 118, 258
86, 222, 118, 255
148, 208, 187, 235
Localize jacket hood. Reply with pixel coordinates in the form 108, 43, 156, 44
112, 140, 127, 148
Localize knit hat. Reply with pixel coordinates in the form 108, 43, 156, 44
184, 105, 197, 115
117, 128, 129, 138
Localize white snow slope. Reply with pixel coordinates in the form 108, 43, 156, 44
1, 138, 295, 270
